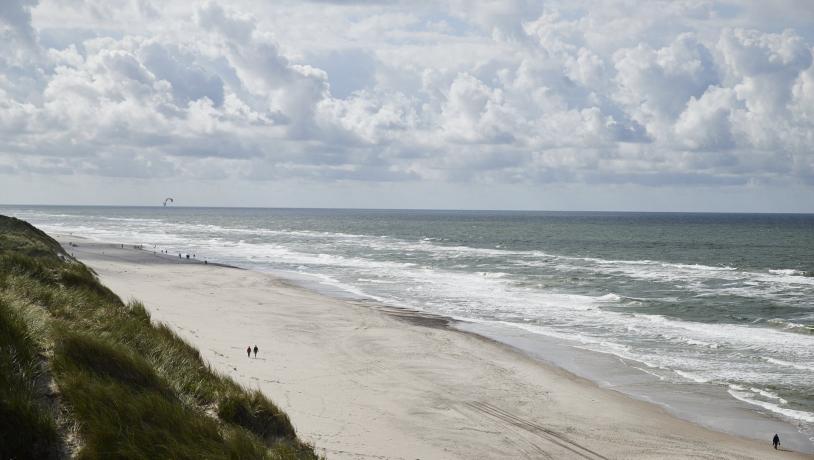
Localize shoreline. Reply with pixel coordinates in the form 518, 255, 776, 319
251, 262, 814, 453
57, 234, 813, 459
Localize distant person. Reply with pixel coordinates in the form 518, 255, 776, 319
773, 433, 780, 449
246, 346, 251, 358
253, 345, 258, 358
186, 254, 189, 259
204, 260, 208, 265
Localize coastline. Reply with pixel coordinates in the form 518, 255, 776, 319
58, 234, 813, 459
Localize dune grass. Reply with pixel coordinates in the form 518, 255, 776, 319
0, 215, 319, 459
0, 298, 61, 460
0, 216, 66, 262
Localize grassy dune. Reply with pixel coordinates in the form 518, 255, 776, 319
0, 216, 319, 459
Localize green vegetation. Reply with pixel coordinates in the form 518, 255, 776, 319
0, 216, 66, 262
0, 298, 61, 459
0, 216, 319, 459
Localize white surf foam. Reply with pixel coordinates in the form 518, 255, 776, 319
674, 369, 712, 383
765, 357, 814, 372
750, 387, 788, 404
728, 389, 814, 424
770, 269, 807, 276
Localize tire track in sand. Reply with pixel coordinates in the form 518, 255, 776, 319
465, 401, 609, 460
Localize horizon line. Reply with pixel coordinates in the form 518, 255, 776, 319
2, 203, 813, 215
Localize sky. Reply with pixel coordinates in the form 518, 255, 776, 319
1, 0, 813, 212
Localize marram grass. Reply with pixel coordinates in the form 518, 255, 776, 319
0, 298, 61, 459
0, 215, 320, 459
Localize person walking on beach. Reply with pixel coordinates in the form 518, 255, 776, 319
253, 345, 258, 358
246, 346, 251, 358
773, 433, 780, 449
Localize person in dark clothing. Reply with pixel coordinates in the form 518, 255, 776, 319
246, 346, 251, 358
773, 433, 780, 449
253, 345, 258, 358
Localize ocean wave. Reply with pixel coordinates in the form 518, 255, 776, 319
596, 293, 622, 302
674, 369, 711, 383
750, 387, 788, 404
728, 388, 814, 424
306, 273, 389, 303
767, 319, 814, 335
681, 338, 719, 349
356, 278, 400, 284
769, 269, 809, 276
764, 357, 814, 372
477, 271, 508, 279
632, 366, 668, 381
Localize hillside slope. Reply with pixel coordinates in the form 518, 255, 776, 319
0, 215, 319, 460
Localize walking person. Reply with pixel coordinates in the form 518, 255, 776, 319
246, 346, 251, 358
253, 345, 258, 358
773, 433, 780, 450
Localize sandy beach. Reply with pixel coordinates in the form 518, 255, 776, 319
59, 236, 812, 459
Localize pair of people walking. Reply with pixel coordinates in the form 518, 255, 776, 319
246, 345, 258, 358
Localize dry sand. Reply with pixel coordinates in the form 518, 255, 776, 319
60, 237, 812, 459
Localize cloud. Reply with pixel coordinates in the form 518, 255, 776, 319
674, 86, 737, 150
0, 0, 810, 201
140, 42, 225, 107
719, 28, 812, 114
196, 1, 331, 137
0, 0, 38, 45
440, 73, 514, 144
613, 33, 719, 134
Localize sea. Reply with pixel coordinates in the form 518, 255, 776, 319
2, 206, 812, 450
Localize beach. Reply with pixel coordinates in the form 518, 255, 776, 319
57, 236, 812, 459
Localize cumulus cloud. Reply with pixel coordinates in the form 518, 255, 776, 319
614, 33, 718, 136
0, 0, 811, 198
674, 86, 737, 150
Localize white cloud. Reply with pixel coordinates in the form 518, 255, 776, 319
719, 28, 812, 114
613, 34, 718, 135
674, 85, 737, 150
0, 0, 812, 210
440, 73, 514, 144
